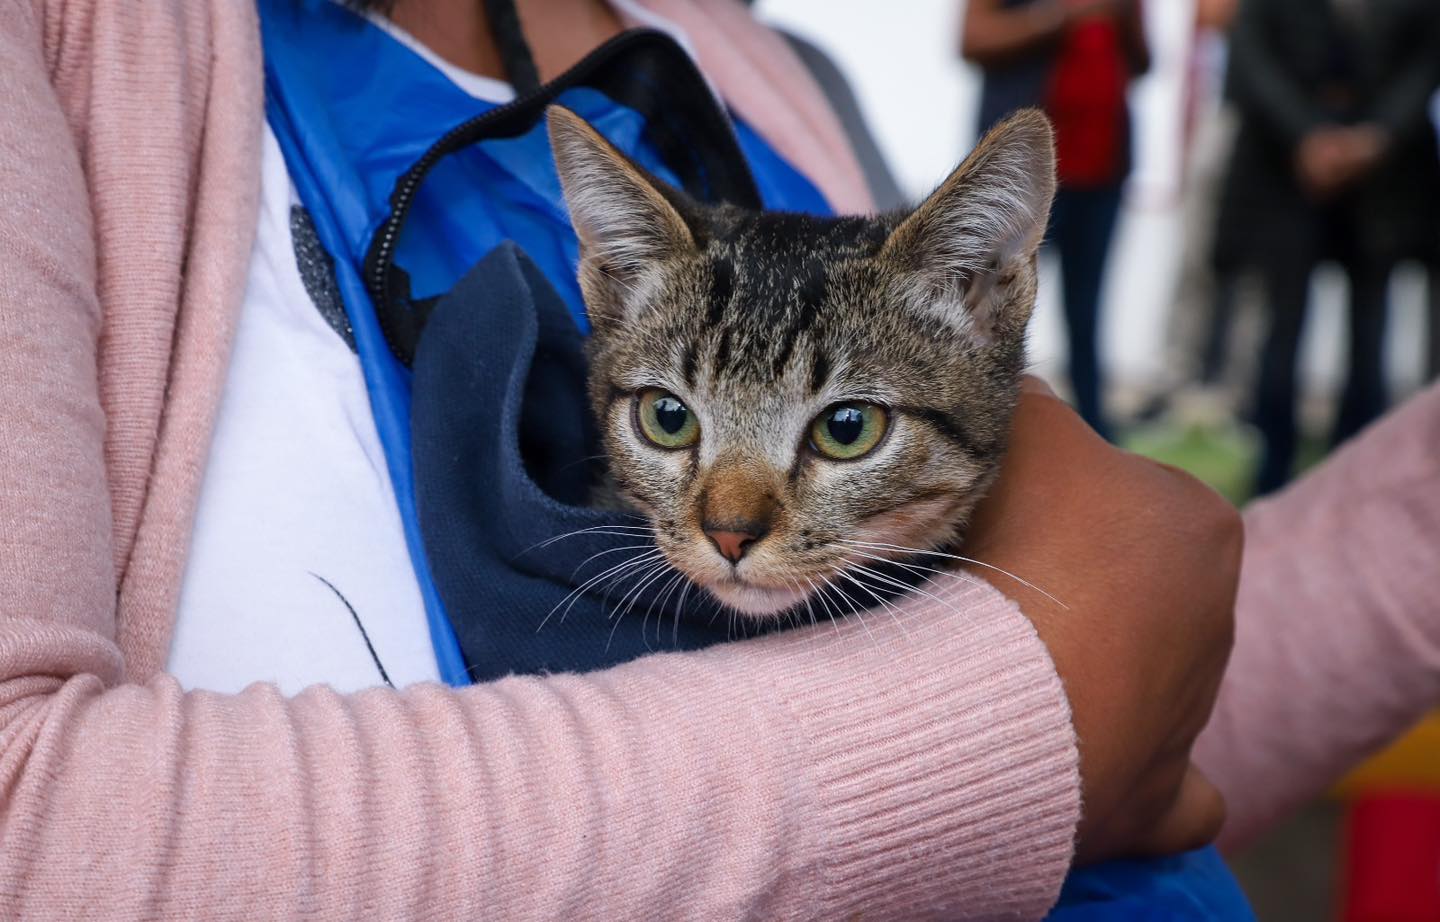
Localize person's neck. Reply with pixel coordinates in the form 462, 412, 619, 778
388, 0, 625, 82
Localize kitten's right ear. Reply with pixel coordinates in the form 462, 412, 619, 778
881, 109, 1056, 343
547, 106, 694, 326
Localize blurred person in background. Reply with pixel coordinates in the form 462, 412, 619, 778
961, 0, 1149, 440
1178, 0, 1244, 396
1432, 263, 1440, 382
1216, 0, 1440, 495
1148, 0, 1250, 426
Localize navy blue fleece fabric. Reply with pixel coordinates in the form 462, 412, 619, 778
411, 244, 771, 680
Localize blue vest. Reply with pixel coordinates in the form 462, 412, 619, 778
258, 2, 1253, 917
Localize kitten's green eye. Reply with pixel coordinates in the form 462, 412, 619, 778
809, 403, 888, 460
636, 389, 701, 449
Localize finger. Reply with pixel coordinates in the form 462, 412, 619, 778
1136, 765, 1227, 857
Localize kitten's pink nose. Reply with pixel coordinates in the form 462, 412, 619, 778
704, 527, 761, 564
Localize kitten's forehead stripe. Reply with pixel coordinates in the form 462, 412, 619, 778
681, 342, 699, 390
697, 213, 881, 387
713, 324, 734, 375
707, 258, 734, 328
772, 269, 823, 378
796, 257, 828, 313
809, 348, 830, 394
771, 330, 800, 379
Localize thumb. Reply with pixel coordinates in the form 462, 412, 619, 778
1135, 764, 1228, 856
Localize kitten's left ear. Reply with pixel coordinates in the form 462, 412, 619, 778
881, 109, 1056, 342
547, 106, 695, 328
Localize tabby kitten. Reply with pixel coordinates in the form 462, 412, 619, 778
547, 105, 1055, 617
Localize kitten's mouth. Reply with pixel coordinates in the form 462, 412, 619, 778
704, 577, 811, 618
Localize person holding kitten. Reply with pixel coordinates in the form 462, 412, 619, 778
0, 0, 1435, 919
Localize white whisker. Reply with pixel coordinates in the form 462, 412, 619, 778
795, 578, 819, 630
837, 568, 910, 640
536, 549, 664, 633
648, 569, 689, 645
840, 539, 1067, 609
672, 578, 694, 645
842, 547, 984, 597
845, 558, 974, 622
568, 543, 658, 580
604, 559, 672, 652
517, 524, 655, 558
613, 559, 675, 624
828, 578, 878, 649
805, 577, 846, 639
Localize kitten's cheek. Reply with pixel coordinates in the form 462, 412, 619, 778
855, 494, 967, 549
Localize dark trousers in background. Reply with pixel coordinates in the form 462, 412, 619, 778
1049, 184, 1124, 441
1252, 249, 1391, 495
1199, 274, 1241, 386
1429, 264, 1440, 382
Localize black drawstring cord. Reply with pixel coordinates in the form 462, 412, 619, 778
311, 572, 395, 689
482, 0, 542, 95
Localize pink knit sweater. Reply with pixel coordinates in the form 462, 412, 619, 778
0, 0, 1436, 919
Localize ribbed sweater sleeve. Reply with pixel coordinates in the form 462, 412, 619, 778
1196, 381, 1440, 851
0, 594, 1078, 920
0, 1, 1081, 918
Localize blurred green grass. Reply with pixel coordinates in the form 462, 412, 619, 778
1120, 418, 1326, 506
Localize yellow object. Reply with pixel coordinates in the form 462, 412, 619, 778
1335, 712, 1440, 797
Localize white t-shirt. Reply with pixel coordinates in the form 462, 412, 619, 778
170, 3, 689, 695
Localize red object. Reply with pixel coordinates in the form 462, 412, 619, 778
1044, 15, 1129, 187
1342, 794, 1440, 922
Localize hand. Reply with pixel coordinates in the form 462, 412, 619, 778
963, 377, 1240, 865
1296, 128, 1350, 198
1335, 123, 1387, 175
1296, 124, 1388, 199
1064, 0, 1134, 23
1028, 0, 1123, 33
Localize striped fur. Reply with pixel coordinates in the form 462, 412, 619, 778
549, 106, 1055, 616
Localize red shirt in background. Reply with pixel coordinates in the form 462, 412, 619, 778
1045, 9, 1131, 187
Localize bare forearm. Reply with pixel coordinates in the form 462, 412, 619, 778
960, 0, 1068, 67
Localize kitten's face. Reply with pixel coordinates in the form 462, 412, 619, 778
549, 107, 1055, 617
